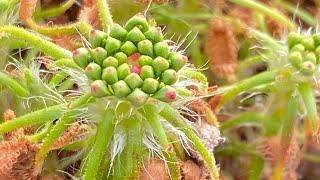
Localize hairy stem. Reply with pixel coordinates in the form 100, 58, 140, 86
0, 26, 72, 59
26, 121, 53, 142
49, 71, 69, 87
218, 70, 278, 110
57, 78, 76, 92
33, 0, 75, 20
0, 71, 28, 97
113, 116, 143, 179
26, 19, 81, 35
0, 104, 64, 133
229, 0, 296, 31
97, 0, 113, 32
160, 104, 220, 180
35, 93, 93, 171
298, 82, 319, 134
141, 104, 180, 180
220, 112, 267, 131
83, 109, 115, 180
275, 0, 316, 27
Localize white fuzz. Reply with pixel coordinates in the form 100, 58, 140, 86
108, 126, 126, 176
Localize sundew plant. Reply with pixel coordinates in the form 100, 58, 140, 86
0, 0, 220, 179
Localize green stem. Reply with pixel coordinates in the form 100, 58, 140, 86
54, 58, 83, 71
49, 71, 68, 87
276, 0, 316, 27
57, 78, 75, 92
218, 70, 278, 109
249, 30, 282, 50
298, 82, 319, 133
26, 121, 53, 142
0, 26, 72, 59
97, 0, 113, 32
220, 112, 266, 131
279, 92, 297, 172
141, 104, 180, 180
160, 104, 220, 180
33, 0, 75, 20
35, 93, 93, 171
26, 19, 81, 35
256, 13, 269, 34
83, 109, 115, 180
113, 117, 143, 180
280, 92, 297, 146
0, 104, 64, 133
0, 71, 28, 97
229, 0, 296, 31
142, 104, 170, 148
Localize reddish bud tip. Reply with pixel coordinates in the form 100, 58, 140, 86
165, 91, 176, 100
91, 84, 98, 93
128, 53, 140, 62
131, 65, 141, 74
72, 50, 79, 56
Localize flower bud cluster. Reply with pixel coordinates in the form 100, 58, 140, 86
287, 32, 320, 76
72, 13, 188, 106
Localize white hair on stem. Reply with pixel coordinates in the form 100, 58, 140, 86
161, 120, 194, 156
107, 126, 126, 177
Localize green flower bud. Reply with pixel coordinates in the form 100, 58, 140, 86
117, 63, 131, 79
138, 39, 153, 56
91, 47, 108, 65
288, 51, 303, 69
144, 27, 164, 43
152, 85, 177, 102
154, 41, 169, 58
110, 23, 128, 40
161, 69, 178, 85
114, 52, 128, 65
127, 89, 149, 106
176, 87, 195, 96
300, 61, 316, 76
72, 48, 91, 68
112, 80, 132, 98
301, 37, 315, 51
102, 67, 118, 84
120, 41, 137, 55
152, 57, 170, 76
170, 53, 187, 71
124, 73, 143, 89
304, 52, 317, 64
90, 80, 110, 97
104, 37, 122, 55
124, 13, 149, 32
290, 44, 305, 54
85, 63, 102, 80
89, 29, 108, 48
126, 27, 146, 44
102, 57, 118, 68
138, 55, 153, 66
140, 65, 154, 80
287, 32, 302, 48
313, 33, 320, 47
142, 78, 159, 94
